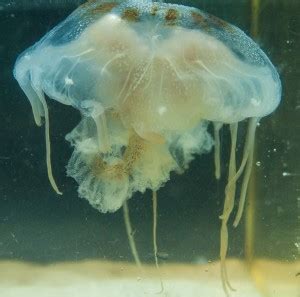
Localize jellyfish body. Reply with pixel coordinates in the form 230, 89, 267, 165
14, 0, 281, 294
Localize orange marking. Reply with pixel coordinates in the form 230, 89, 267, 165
91, 2, 118, 14
122, 8, 140, 22
165, 8, 178, 24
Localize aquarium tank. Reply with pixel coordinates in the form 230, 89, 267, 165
0, 1, 299, 297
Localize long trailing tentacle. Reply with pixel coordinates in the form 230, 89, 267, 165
213, 122, 223, 180
152, 191, 164, 293
94, 110, 110, 153
123, 200, 142, 268
36, 90, 62, 195
233, 117, 258, 227
220, 123, 238, 296
219, 117, 258, 296
224, 118, 258, 199
80, 100, 111, 153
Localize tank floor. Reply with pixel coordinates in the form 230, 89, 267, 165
0, 259, 298, 297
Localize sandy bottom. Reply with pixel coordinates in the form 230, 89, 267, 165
0, 259, 299, 297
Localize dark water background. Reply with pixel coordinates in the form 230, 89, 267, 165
0, 0, 299, 264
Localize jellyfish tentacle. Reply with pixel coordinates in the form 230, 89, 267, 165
220, 123, 238, 295
220, 225, 232, 297
233, 117, 258, 227
213, 122, 223, 180
233, 145, 254, 227
123, 200, 142, 269
96, 111, 110, 153
224, 118, 257, 196
219, 123, 238, 220
152, 190, 164, 293
18, 80, 44, 127
223, 117, 257, 227
19, 71, 62, 194
33, 87, 62, 195
80, 101, 110, 153
219, 118, 258, 294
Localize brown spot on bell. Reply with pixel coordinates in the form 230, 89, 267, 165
122, 8, 140, 22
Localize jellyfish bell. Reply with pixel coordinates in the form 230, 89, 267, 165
13, 0, 281, 128
13, 0, 281, 294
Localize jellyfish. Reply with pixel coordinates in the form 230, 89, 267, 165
13, 0, 281, 295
